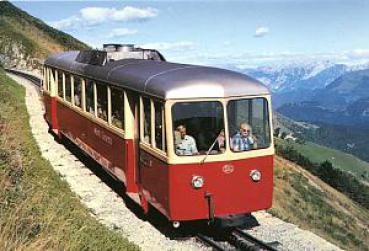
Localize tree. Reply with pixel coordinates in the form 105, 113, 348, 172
273, 127, 281, 137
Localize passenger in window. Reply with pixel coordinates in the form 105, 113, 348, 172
97, 104, 107, 121
174, 125, 199, 156
74, 85, 81, 107
215, 129, 226, 153
231, 123, 257, 151
112, 110, 123, 129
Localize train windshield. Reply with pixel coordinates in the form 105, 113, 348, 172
228, 98, 271, 152
172, 101, 225, 156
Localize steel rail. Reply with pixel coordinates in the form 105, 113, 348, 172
196, 233, 227, 251
232, 228, 279, 251
4, 68, 42, 87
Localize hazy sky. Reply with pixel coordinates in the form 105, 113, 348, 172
11, 0, 369, 66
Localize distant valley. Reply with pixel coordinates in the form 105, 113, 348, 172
230, 61, 369, 163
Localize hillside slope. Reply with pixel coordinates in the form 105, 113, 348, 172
0, 1, 89, 68
272, 156, 369, 251
276, 139, 369, 184
0, 67, 138, 250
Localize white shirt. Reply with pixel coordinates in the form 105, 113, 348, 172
175, 135, 198, 156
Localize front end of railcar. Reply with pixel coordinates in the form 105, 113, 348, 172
165, 95, 274, 227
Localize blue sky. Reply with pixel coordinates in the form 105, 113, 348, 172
11, 0, 369, 67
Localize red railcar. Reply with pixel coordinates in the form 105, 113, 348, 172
43, 44, 274, 227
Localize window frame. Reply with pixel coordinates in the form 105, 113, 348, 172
140, 96, 152, 145
165, 96, 274, 164
56, 70, 64, 98
154, 100, 166, 152
227, 97, 272, 152
64, 73, 72, 103
72, 75, 83, 109
109, 85, 125, 132
140, 96, 167, 155
171, 100, 225, 157
95, 81, 108, 123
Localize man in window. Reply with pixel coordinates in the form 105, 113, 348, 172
175, 125, 199, 156
231, 122, 257, 151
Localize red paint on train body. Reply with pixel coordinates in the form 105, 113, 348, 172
168, 156, 273, 221
56, 100, 138, 193
139, 150, 273, 221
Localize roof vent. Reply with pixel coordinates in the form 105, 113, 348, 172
103, 44, 165, 62
76, 44, 166, 66
75, 50, 107, 66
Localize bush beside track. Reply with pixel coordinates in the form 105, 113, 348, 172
0, 67, 138, 250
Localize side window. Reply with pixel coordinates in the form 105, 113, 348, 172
43, 67, 47, 91
142, 97, 151, 144
96, 82, 108, 121
51, 68, 56, 92
44, 67, 49, 91
57, 71, 63, 98
111, 88, 124, 129
47, 68, 51, 91
154, 101, 165, 151
86, 79, 95, 115
227, 98, 271, 151
73, 76, 82, 108
65, 73, 72, 102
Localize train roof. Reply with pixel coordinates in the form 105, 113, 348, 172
44, 51, 270, 100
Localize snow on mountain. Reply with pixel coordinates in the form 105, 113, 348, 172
232, 60, 369, 93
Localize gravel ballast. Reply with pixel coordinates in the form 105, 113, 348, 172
9, 73, 344, 251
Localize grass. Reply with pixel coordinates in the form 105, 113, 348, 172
271, 156, 369, 251
277, 138, 369, 183
0, 67, 139, 250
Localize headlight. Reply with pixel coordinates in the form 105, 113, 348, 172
192, 176, 204, 189
250, 169, 262, 182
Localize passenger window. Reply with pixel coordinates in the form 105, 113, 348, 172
172, 101, 224, 156
142, 97, 151, 144
74, 76, 82, 108
51, 68, 56, 92
154, 101, 165, 151
65, 74, 72, 102
96, 82, 108, 121
57, 71, 63, 97
111, 88, 124, 129
228, 98, 271, 151
46, 68, 50, 91
86, 80, 95, 115
44, 68, 48, 91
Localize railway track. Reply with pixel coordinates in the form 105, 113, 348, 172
196, 227, 279, 251
5, 68, 42, 87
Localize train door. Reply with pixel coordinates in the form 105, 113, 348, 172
138, 96, 169, 215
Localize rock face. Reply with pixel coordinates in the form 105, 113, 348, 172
8, 72, 345, 251
0, 43, 29, 69
0, 1, 89, 69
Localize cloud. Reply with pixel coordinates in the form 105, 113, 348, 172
50, 16, 81, 30
49, 6, 158, 30
254, 26, 269, 38
108, 28, 138, 38
140, 41, 195, 51
347, 49, 369, 59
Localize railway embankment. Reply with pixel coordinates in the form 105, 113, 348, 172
0, 68, 138, 250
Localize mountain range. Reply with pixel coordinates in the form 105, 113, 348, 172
234, 60, 369, 162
